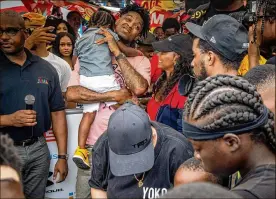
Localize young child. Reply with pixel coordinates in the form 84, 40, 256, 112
174, 158, 223, 187
72, 8, 142, 169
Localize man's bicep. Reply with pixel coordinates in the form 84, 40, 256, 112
49, 71, 65, 112
61, 65, 72, 93
91, 188, 107, 199
89, 137, 109, 191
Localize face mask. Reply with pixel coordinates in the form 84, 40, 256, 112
210, 0, 235, 9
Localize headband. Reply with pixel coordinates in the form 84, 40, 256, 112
183, 107, 269, 140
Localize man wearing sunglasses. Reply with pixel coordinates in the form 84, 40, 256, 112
0, 10, 68, 198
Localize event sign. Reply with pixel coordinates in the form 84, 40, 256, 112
134, 0, 187, 30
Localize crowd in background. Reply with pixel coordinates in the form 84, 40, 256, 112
0, 0, 275, 198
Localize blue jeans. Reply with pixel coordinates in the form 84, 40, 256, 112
15, 136, 50, 199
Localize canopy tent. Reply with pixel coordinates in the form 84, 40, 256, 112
0, 0, 102, 21
0, 1, 29, 14
0, 0, 189, 31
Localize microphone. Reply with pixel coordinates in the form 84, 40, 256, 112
25, 95, 35, 110
24, 95, 36, 136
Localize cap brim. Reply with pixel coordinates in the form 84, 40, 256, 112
136, 40, 153, 46
185, 22, 205, 40
109, 142, 154, 177
178, 74, 196, 96
152, 40, 171, 52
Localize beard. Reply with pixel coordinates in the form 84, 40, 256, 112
197, 60, 209, 81
210, 0, 235, 9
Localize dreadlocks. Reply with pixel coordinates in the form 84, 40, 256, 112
89, 8, 116, 29
120, 3, 150, 38
184, 75, 275, 152
253, 0, 276, 43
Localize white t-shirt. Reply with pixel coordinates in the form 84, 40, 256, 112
42, 52, 71, 92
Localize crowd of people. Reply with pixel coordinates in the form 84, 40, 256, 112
0, 0, 275, 198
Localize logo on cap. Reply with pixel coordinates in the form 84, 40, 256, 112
210, 36, 216, 44
242, 43, 249, 49
132, 138, 148, 149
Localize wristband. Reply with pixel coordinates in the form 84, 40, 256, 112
58, 154, 68, 160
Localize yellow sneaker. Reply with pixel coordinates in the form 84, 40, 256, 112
73, 147, 90, 170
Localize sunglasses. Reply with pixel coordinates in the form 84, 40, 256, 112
0, 27, 24, 36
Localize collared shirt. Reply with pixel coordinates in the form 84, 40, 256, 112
231, 164, 276, 199
0, 49, 65, 141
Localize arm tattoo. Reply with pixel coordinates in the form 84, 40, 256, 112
117, 58, 148, 96
66, 86, 114, 104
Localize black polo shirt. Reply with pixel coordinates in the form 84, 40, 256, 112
0, 49, 65, 141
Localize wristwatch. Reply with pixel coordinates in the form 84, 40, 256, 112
115, 52, 126, 60
58, 154, 69, 160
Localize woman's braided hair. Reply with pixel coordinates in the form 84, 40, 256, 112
184, 75, 275, 152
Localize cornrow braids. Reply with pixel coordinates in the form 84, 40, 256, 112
153, 53, 193, 100
184, 75, 276, 152
0, 134, 21, 172
89, 9, 115, 29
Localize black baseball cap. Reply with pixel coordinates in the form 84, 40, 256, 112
107, 102, 154, 176
152, 34, 193, 56
186, 14, 249, 61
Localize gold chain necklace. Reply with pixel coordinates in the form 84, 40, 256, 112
134, 172, 145, 187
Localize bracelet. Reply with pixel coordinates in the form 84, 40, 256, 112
115, 53, 126, 60
58, 154, 69, 160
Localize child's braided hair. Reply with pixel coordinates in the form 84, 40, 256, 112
183, 75, 275, 152
0, 134, 21, 172
89, 8, 116, 29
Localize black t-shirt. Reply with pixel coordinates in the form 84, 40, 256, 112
189, 3, 246, 26
89, 122, 194, 199
231, 164, 276, 199
0, 49, 64, 141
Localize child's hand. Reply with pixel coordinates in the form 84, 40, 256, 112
96, 27, 121, 56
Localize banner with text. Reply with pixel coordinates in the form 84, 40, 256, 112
134, 0, 187, 31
